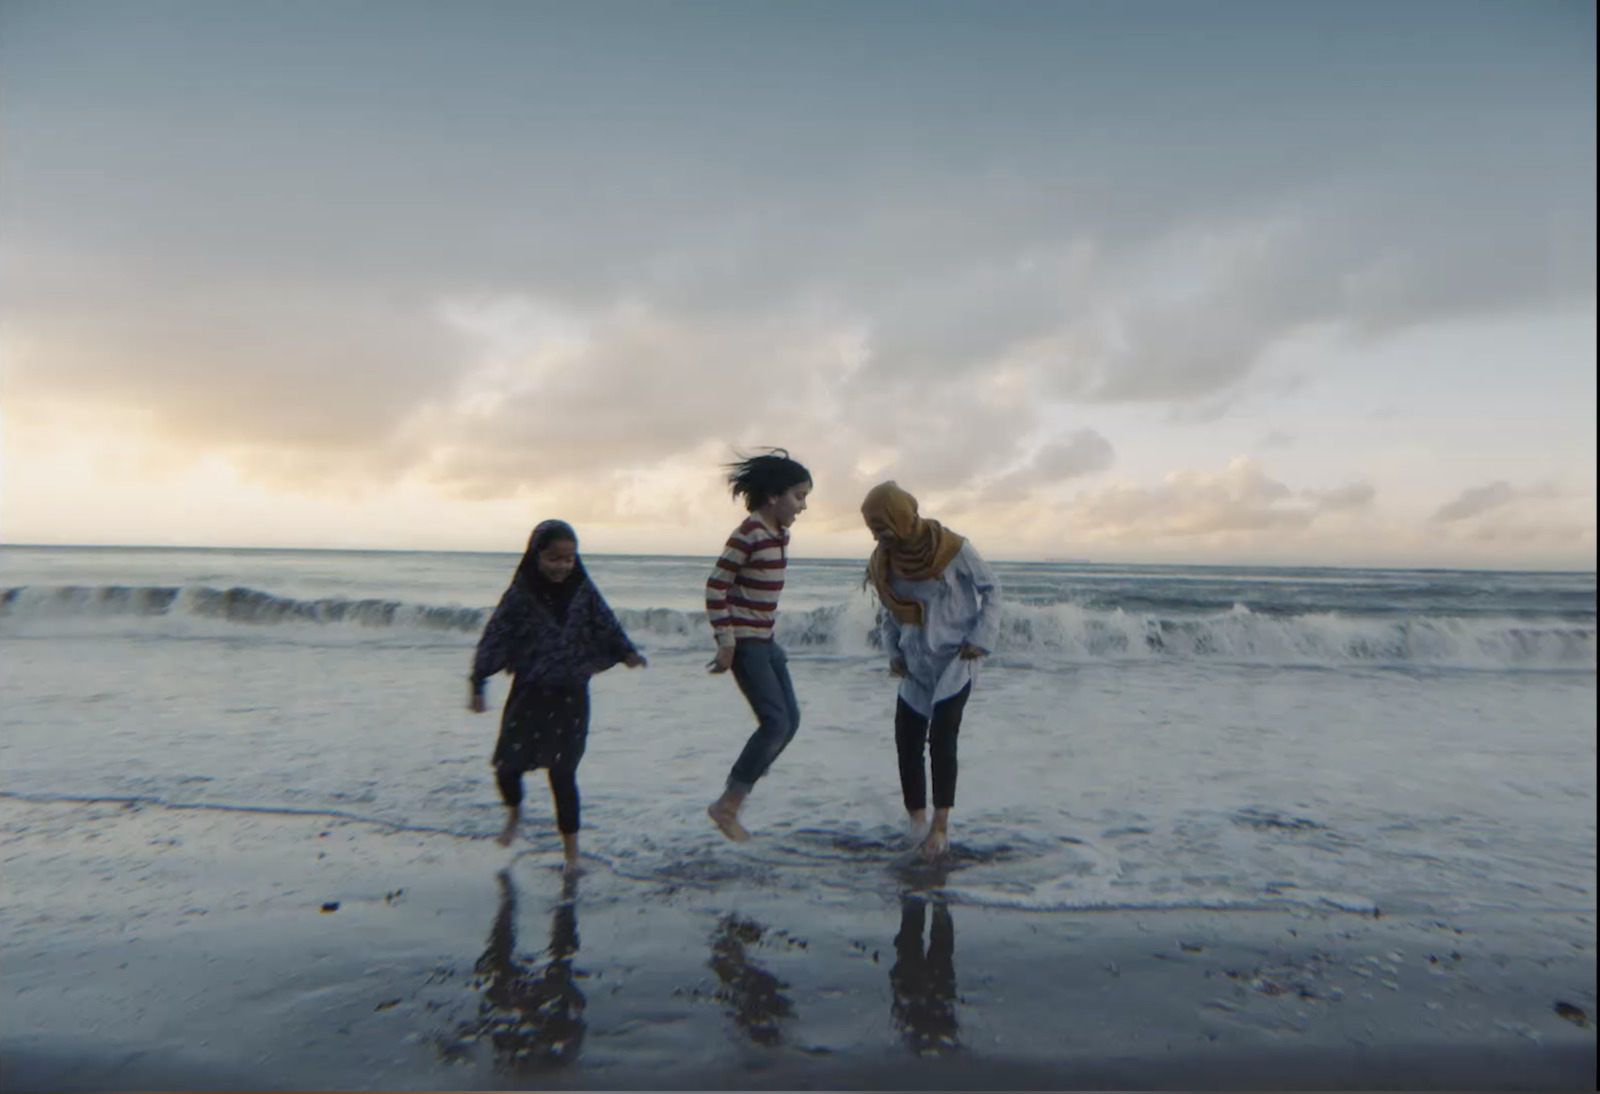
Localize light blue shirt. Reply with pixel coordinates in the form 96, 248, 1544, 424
877, 541, 1002, 718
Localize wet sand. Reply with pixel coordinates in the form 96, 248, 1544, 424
2, 798, 1594, 1090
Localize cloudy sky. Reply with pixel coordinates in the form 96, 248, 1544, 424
3, 0, 1594, 567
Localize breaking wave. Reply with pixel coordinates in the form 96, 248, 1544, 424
1, 584, 1592, 670
0, 583, 485, 633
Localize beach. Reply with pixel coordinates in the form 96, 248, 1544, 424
1, 547, 1595, 1088
7, 0, 1595, 1084
3, 796, 1594, 1091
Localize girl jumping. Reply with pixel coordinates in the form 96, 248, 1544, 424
704, 449, 813, 842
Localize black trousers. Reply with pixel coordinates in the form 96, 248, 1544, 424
894, 683, 971, 812
496, 763, 581, 835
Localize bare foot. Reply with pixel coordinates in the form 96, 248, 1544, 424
495, 817, 519, 847
907, 809, 929, 841
562, 856, 585, 879
707, 802, 751, 842
918, 828, 950, 861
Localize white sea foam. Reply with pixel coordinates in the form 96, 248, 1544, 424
3, 583, 1591, 669
2, 548, 1594, 920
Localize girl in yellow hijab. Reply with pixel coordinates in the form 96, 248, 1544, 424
861, 482, 1002, 860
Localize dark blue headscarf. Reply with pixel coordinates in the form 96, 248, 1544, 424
513, 519, 587, 622
472, 520, 637, 692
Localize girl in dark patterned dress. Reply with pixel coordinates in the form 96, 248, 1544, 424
469, 520, 646, 874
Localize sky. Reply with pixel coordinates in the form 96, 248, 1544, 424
2, 0, 1594, 567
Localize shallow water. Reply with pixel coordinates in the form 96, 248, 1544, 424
2, 547, 1593, 922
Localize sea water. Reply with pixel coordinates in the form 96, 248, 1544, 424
2, 546, 1593, 919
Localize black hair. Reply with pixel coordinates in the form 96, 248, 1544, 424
725, 448, 812, 512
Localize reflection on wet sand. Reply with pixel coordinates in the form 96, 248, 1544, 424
454, 869, 586, 1071
889, 893, 959, 1054
707, 913, 796, 1046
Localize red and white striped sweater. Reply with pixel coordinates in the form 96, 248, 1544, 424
705, 514, 788, 646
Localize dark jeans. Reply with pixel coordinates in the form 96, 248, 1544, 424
895, 683, 971, 812
727, 639, 801, 793
496, 763, 581, 834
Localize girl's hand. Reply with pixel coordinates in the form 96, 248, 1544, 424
468, 690, 487, 713
624, 651, 648, 669
707, 645, 736, 674
958, 642, 988, 661
889, 658, 908, 678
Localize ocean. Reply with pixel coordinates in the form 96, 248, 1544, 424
3, 543, 1600, 1087
3, 545, 1593, 916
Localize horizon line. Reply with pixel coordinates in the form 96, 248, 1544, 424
1, 541, 1593, 576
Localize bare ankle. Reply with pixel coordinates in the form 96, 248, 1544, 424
496, 808, 521, 846
707, 797, 752, 842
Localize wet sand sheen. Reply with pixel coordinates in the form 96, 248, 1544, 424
1, 800, 1593, 1090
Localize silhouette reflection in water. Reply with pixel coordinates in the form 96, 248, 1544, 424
707, 913, 795, 1046
889, 893, 959, 1054
456, 869, 586, 1071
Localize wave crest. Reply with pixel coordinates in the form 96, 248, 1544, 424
2, 584, 1592, 669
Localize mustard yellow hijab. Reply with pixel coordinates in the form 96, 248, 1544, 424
861, 481, 966, 625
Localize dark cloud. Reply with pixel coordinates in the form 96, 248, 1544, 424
3, 0, 1591, 510
1307, 482, 1377, 512
1470, 521, 1591, 546
1034, 430, 1117, 480
1065, 459, 1375, 540
980, 429, 1117, 502
1432, 481, 1561, 523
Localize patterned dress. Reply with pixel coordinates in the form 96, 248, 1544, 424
472, 574, 637, 776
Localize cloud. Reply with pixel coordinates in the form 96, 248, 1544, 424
1431, 480, 1562, 523
1033, 429, 1117, 480
977, 429, 1116, 503
1306, 482, 1377, 512
1062, 457, 1374, 541
4, 263, 472, 470
2, 0, 1591, 544
1469, 520, 1592, 547
13, 163, 1585, 517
